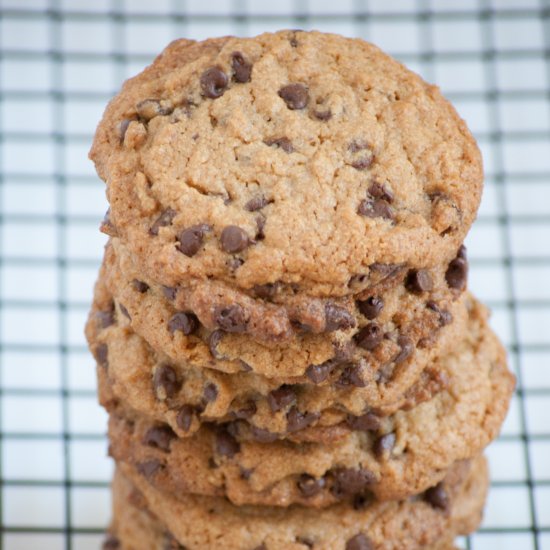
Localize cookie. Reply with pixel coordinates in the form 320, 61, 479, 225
107, 455, 487, 550
106, 308, 513, 507
88, 270, 471, 442
90, 31, 482, 299
96, 239, 468, 383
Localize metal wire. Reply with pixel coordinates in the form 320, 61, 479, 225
0, 1, 549, 549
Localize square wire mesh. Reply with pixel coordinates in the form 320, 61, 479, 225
0, 0, 549, 549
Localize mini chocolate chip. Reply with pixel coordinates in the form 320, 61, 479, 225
153, 364, 181, 400
245, 196, 269, 212
97, 305, 115, 328
251, 426, 279, 443
220, 225, 250, 253
149, 209, 176, 236
287, 406, 319, 432
214, 304, 247, 332
100, 208, 117, 237
136, 98, 172, 120
252, 282, 279, 299
268, 385, 296, 412
446, 257, 468, 290
227, 257, 244, 270
231, 51, 252, 83
369, 182, 394, 203
405, 269, 433, 293
168, 312, 199, 335
357, 198, 393, 220
232, 401, 256, 420
325, 303, 356, 332
143, 424, 176, 453
394, 335, 413, 364
297, 474, 325, 498
331, 468, 376, 497
425, 481, 450, 511
203, 383, 218, 403
313, 109, 332, 121
346, 412, 381, 432
457, 244, 467, 260
177, 224, 211, 257
354, 322, 383, 351
278, 84, 309, 110
352, 494, 371, 511
264, 136, 293, 153
176, 405, 195, 432
346, 533, 374, 550
296, 537, 314, 548
373, 432, 396, 459
348, 140, 368, 153
119, 119, 132, 143
306, 359, 336, 384
357, 296, 384, 320
163, 286, 177, 301
255, 215, 266, 240
215, 427, 240, 458
94, 344, 109, 369
137, 459, 163, 480
132, 279, 149, 293
119, 304, 131, 320
336, 365, 367, 388
103, 535, 120, 549
208, 330, 226, 360
426, 301, 452, 326
200, 67, 228, 99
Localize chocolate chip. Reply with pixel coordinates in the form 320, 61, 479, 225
346, 412, 381, 432
220, 225, 250, 253
373, 432, 396, 459
208, 330, 227, 360
163, 532, 186, 550
306, 359, 336, 384
357, 199, 393, 220
200, 67, 228, 99
132, 279, 149, 293
369, 182, 394, 203
346, 533, 374, 550
354, 322, 383, 351
245, 196, 269, 212
267, 385, 296, 412
251, 426, 279, 443
331, 468, 376, 497
100, 208, 117, 237
119, 119, 132, 143
177, 224, 211, 257
348, 142, 374, 170
142, 424, 176, 453
119, 304, 131, 320
150, 209, 176, 236
313, 109, 332, 121
278, 84, 309, 110
264, 136, 293, 153
214, 304, 247, 332
94, 344, 109, 369
231, 51, 252, 83
168, 312, 199, 335
102, 535, 120, 549
296, 537, 314, 548
163, 286, 177, 301
153, 364, 181, 400
352, 494, 371, 511
426, 301, 452, 326
457, 244, 467, 260
393, 335, 413, 364
357, 296, 384, 320
137, 459, 163, 480
252, 282, 279, 299
136, 98, 172, 121
287, 406, 319, 432
255, 215, 266, 240
234, 400, 257, 419
336, 365, 367, 388
203, 383, 218, 403
215, 427, 240, 458
446, 257, 468, 290
176, 405, 195, 432
405, 269, 433, 293
424, 481, 450, 511
325, 303, 356, 332
97, 306, 115, 329
297, 474, 325, 497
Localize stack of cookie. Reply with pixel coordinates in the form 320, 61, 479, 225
86, 31, 515, 549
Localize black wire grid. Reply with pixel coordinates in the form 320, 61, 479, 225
0, 0, 549, 549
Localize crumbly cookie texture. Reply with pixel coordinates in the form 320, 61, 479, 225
105, 308, 513, 507
90, 30, 482, 297
97, 239, 468, 381
107, 456, 487, 550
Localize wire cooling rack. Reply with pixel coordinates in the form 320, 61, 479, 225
0, 0, 549, 549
